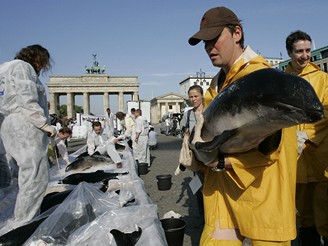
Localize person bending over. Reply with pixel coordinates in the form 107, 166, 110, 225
87, 121, 122, 168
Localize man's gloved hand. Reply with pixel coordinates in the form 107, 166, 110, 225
111, 137, 121, 144
40, 124, 57, 137
117, 135, 125, 140
297, 130, 309, 156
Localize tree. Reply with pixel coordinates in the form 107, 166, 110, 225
59, 104, 84, 117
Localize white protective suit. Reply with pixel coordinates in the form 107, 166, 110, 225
55, 137, 70, 165
0, 60, 50, 227
135, 115, 150, 165
104, 111, 115, 135
120, 114, 135, 139
118, 114, 136, 153
87, 128, 122, 164
148, 130, 158, 147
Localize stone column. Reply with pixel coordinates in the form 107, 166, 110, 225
49, 93, 56, 114
103, 92, 109, 113
157, 102, 161, 123
83, 92, 90, 115
176, 102, 179, 113
55, 94, 60, 115
132, 91, 139, 101
165, 102, 169, 114
118, 91, 124, 112
67, 93, 74, 119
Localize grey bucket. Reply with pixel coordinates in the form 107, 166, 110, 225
138, 162, 148, 175
156, 174, 172, 191
160, 218, 186, 246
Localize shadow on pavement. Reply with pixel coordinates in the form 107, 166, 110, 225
177, 177, 204, 246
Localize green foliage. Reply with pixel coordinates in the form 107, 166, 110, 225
74, 105, 83, 113
59, 104, 83, 117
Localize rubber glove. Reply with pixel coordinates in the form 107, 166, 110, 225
64, 158, 71, 165
111, 137, 121, 144
40, 124, 57, 137
297, 130, 309, 156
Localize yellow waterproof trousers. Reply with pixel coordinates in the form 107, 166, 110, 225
296, 182, 328, 237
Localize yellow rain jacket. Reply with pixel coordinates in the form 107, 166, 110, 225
200, 47, 297, 243
286, 62, 328, 183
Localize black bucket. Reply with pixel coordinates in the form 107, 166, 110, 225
138, 162, 148, 175
160, 218, 186, 246
156, 174, 172, 191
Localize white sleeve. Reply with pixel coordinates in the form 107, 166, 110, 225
56, 139, 69, 161
135, 119, 142, 133
87, 132, 95, 155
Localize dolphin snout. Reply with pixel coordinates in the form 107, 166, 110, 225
307, 109, 324, 123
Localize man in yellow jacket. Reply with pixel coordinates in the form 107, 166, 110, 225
285, 30, 328, 246
187, 6, 297, 245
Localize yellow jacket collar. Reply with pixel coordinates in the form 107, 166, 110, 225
286, 61, 320, 76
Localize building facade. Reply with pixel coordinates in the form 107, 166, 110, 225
150, 92, 185, 123
179, 69, 212, 98
48, 74, 139, 118
265, 57, 284, 69
48, 55, 139, 119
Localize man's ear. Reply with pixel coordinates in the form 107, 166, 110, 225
233, 26, 242, 44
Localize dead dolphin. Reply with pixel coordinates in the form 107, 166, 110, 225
28, 203, 97, 245
51, 203, 96, 244
65, 154, 114, 172
0, 217, 47, 246
59, 170, 129, 185
192, 68, 324, 165
40, 190, 73, 213
110, 227, 142, 246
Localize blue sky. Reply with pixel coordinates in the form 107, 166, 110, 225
1, 0, 327, 115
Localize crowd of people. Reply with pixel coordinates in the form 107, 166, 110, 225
48, 106, 159, 171
0, 5, 327, 246
163, 114, 182, 137
115, 108, 153, 167
51, 106, 157, 170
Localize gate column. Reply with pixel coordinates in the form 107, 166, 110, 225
83, 92, 90, 115
103, 92, 109, 113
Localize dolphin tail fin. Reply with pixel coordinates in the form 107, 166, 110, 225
195, 128, 238, 152
111, 227, 142, 246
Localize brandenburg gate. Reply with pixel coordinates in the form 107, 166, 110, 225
48, 55, 139, 118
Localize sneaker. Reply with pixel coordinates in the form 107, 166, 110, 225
116, 162, 122, 169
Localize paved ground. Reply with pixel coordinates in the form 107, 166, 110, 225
138, 125, 204, 246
